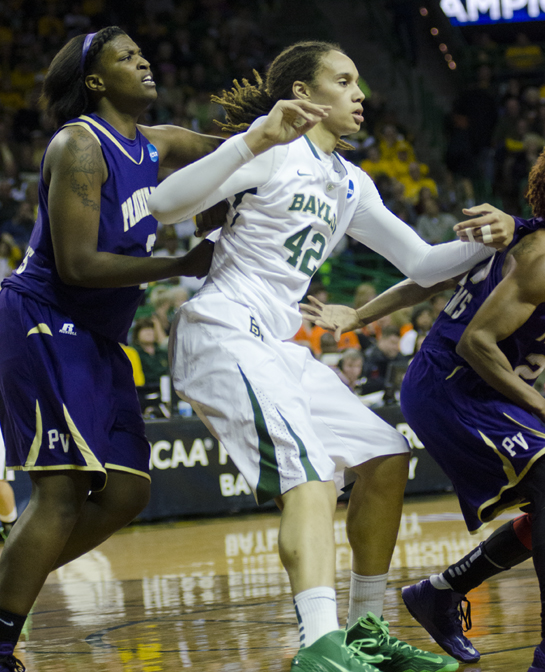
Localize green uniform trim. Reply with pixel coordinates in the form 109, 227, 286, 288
238, 366, 280, 504
304, 135, 321, 160
279, 411, 320, 483
238, 366, 321, 504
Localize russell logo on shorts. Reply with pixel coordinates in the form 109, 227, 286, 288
59, 323, 77, 336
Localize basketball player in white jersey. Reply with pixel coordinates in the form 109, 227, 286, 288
149, 41, 511, 672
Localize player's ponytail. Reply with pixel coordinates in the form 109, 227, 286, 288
213, 40, 354, 150
527, 148, 545, 220
42, 26, 126, 128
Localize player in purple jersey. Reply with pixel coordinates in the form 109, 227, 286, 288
301, 185, 545, 671
0, 26, 222, 671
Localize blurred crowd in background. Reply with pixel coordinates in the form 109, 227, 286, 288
1, 0, 545, 408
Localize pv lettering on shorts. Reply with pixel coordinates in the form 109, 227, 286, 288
59, 323, 77, 336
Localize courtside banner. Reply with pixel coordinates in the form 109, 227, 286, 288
440, 0, 545, 25
10, 410, 453, 520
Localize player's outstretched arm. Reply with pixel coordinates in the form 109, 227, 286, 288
301, 277, 457, 341
148, 100, 330, 225
457, 230, 545, 420
139, 124, 223, 170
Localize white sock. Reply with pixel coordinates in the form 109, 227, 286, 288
430, 573, 453, 590
293, 586, 338, 647
0, 505, 17, 524
347, 572, 388, 628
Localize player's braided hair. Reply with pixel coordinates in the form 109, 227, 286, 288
527, 148, 545, 220
43, 26, 126, 127
212, 41, 354, 151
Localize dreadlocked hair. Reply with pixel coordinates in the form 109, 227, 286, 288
527, 147, 545, 220
212, 40, 354, 152
42, 26, 126, 128
211, 70, 272, 134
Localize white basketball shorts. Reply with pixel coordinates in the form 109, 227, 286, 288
170, 287, 409, 504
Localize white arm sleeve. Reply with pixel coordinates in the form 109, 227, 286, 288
148, 132, 287, 224
348, 172, 493, 287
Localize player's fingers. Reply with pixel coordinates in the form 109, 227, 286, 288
454, 214, 496, 232
334, 326, 342, 342
289, 100, 331, 117
460, 203, 495, 217
299, 305, 319, 319
307, 295, 325, 308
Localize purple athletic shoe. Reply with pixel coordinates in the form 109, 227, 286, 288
0, 655, 25, 671
529, 641, 545, 671
402, 579, 480, 663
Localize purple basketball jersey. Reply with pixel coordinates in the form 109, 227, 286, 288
401, 218, 545, 531
3, 113, 160, 343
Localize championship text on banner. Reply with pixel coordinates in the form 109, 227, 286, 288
440, 0, 545, 25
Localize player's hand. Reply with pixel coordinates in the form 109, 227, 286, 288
299, 296, 360, 342
195, 200, 229, 238
177, 239, 215, 278
454, 204, 515, 250
244, 100, 331, 155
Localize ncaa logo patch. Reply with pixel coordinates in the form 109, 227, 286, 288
347, 179, 354, 199
147, 143, 159, 162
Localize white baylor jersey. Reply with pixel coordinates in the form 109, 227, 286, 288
204, 135, 366, 340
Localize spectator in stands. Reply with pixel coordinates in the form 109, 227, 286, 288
359, 143, 394, 180
415, 195, 457, 244
399, 302, 434, 356
130, 317, 169, 389
319, 332, 342, 368
400, 162, 438, 204
310, 323, 361, 359
336, 349, 365, 393
378, 123, 415, 163
390, 140, 414, 182
361, 326, 409, 393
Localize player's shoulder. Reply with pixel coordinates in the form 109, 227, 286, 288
511, 227, 545, 260
508, 229, 545, 297
44, 124, 105, 180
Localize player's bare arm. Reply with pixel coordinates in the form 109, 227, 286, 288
47, 126, 214, 288
139, 124, 223, 170
301, 277, 458, 342
457, 229, 545, 419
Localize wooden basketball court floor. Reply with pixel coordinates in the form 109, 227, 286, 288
10, 493, 539, 671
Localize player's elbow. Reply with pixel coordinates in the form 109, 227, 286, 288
456, 329, 480, 362
56, 256, 93, 286
57, 262, 85, 286
147, 192, 177, 225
